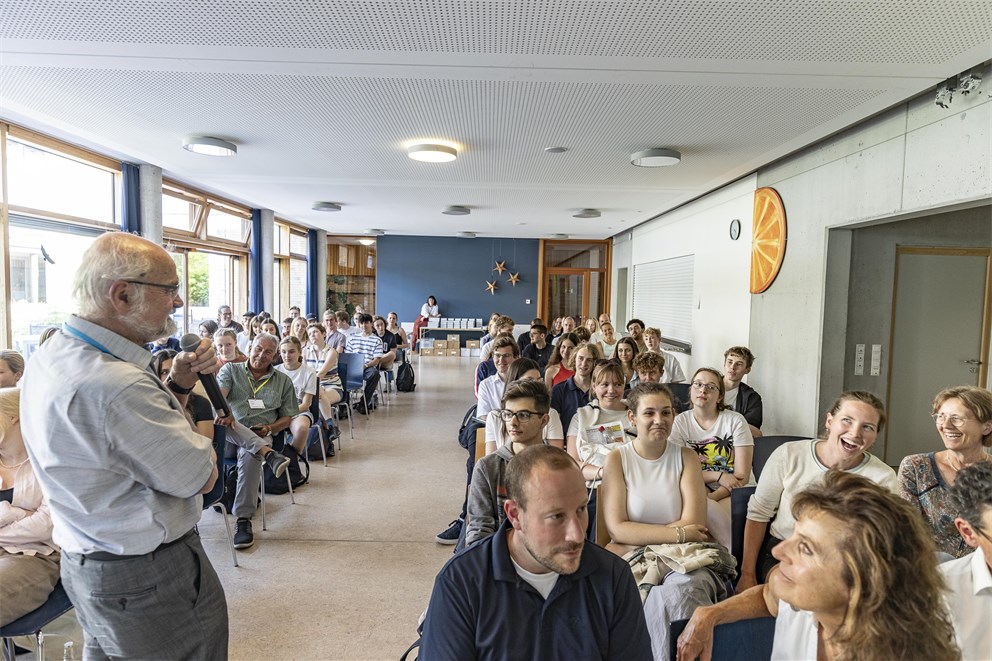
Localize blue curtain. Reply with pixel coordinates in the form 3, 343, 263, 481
121, 162, 141, 234
249, 209, 264, 313
307, 229, 321, 316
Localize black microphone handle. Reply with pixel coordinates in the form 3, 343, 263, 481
178, 334, 232, 417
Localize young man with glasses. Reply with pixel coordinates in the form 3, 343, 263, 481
216, 304, 244, 333
941, 461, 992, 659
464, 380, 551, 547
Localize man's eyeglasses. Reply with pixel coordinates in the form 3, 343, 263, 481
493, 353, 515, 362
691, 381, 719, 393
124, 280, 181, 298
931, 413, 973, 426
499, 409, 542, 422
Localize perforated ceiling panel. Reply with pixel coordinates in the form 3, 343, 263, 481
3, 0, 991, 64
1, 0, 989, 236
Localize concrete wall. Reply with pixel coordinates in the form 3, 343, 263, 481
612, 175, 757, 378
752, 64, 992, 436
377, 235, 540, 324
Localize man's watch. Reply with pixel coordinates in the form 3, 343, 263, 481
166, 377, 195, 395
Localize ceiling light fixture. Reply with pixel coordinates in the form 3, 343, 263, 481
407, 143, 457, 162
573, 208, 601, 219
630, 147, 681, 167
456, 231, 477, 238
443, 205, 471, 216
550, 233, 570, 239
358, 238, 376, 246
544, 146, 568, 154
182, 135, 237, 156
312, 201, 342, 212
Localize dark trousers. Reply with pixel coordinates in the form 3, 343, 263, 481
361, 366, 380, 407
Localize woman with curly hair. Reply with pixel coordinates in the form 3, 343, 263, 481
677, 470, 960, 661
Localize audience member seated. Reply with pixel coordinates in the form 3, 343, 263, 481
484, 360, 563, 454
550, 341, 600, 435
216, 333, 295, 550
275, 336, 319, 457
597, 322, 621, 359
147, 335, 181, 355
521, 323, 553, 372
466, 380, 553, 547
236, 312, 258, 353
630, 350, 665, 388
626, 318, 647, 352
613, 336, 639, 387
549, 316, 563, 341
516, 317, 543, 353
386, 312, 409, 354
738, 391, 898, 592
573, 326, 592, 344
543, 332, 579, 390
583, 316, 599, 340
477, 337, 521, 417
216, 304, 244, 333
478, 312, 501, 347
0, 351, 25, 388
551, 315, 577, 345
322, 310, 347, 352
288, 305, 301, 320
942, 462, 992, 659
677, 471, 960, 661
336, 310, 359, 338
643, 327, 686, 384
0, 387, 61, 627
153, 351, 214, 440
351, 304, 367, 329
372, 315, 399, 371
479, 315, 515, 362
345, 314, 384, 414
603, 382, 732, 661
198, 319, 218, 339
214, 328, 247, 366
290, 316, 310, 349
722, 346, 763, 436
567, 362, 634, 540
899, 385, 992, 559
669, 367, 754, 550
260, 318, 281, 340
420, 445, 653, 660
280, 317, 293, 338
304, 324, 344, 421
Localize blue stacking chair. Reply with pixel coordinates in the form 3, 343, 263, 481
1, 580, 74, 661
339, 352, 371, 433
669, 616, 776, 660
205, 423, 239, 567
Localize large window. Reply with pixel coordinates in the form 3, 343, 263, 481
273, 221, 308, 317
539, 240, 611, 322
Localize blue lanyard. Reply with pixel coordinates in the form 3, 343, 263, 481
63, 324, 115, 356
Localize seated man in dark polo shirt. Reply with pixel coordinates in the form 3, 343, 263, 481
521, 323, 553, 373
420, 445, 652, 661
217, 332, 298, 549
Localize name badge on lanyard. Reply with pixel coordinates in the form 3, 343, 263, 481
247, 370, 272, 410
248, 398, 265, 409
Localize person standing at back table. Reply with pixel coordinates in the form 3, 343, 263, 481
20, 232, 229, 659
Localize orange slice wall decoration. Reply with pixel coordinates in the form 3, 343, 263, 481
750, 187, 787, 294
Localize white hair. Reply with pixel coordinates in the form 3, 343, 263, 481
252, 332, 279, 349
73, 232, 158, 317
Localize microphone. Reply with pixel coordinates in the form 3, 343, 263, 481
179, 334, 231, 417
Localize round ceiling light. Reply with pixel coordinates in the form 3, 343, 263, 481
358, 238, 376, 246
443, 205, 471, 216
407, 143, 457, 162
573, 208, 601, 219
544, 146, 568, 154
182, 135, 237, 156
630, 147, 681, 167
312, 201, 342, 212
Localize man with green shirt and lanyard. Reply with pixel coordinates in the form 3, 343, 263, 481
217, 332, 297, 549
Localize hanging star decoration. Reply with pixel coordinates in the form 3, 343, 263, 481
507, 272, 521, 286
494, 260, 507, 274
485, 280, 498, 295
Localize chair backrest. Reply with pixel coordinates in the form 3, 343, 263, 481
474, 427, 487, 463
595, 485, 610, 547
0, 580, 73, 638
339, 352, 365, 391
730, 486, 757, 579
201, 424, 227, 509
753, 435, 808, 480
668, 382, 691, 413
669, 616, 776, 660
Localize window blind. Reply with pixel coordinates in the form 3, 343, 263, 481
632, 255, 694, 346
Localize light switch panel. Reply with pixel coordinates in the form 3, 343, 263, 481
855, 344, 865, 376
870, 344, 882, 376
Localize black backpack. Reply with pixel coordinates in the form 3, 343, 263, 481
396, 359, 416, 392
263, 435, 310, 495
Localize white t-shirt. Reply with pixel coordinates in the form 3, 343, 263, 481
669, 409, 755, 482
421, 303, 439, 318
477, 374, 506, 417
724, 387, 739, 408
274, 362, 318, 404
485, 408, 564, 449
771, 600, 818, 661
511, 556, 559, 599
660, 351, 686, 383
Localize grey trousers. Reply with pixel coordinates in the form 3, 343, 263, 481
643, 567, 729, 661
0, 548, 60, 626
223, 422, 270, 520
61, 531, 228, 660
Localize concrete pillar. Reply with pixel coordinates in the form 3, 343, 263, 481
315, 229, 328, 313
139, 164, 163, 245
259, 209, 275, 313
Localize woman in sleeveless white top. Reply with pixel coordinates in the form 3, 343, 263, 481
602, 383, 726, 661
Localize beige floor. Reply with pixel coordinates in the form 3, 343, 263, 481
17, 355, 473, 660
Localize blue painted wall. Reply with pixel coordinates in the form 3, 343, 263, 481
377, 235, 540, 324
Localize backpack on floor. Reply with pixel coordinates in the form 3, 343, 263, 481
305, 423, 337, 461
396, 359, 416, 392
263, 436, 310, 494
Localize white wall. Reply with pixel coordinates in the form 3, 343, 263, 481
613, 175, 757, 377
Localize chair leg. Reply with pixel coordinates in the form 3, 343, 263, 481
260, 480, 267, 531
347, 400, 355, 440
4, 637, 15, 661
319, 423, 328, 465
286, 469, 296, 505
216, 504, 239, 567
36, 630, 44, 661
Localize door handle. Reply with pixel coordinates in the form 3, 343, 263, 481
963, 359, 982, 365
